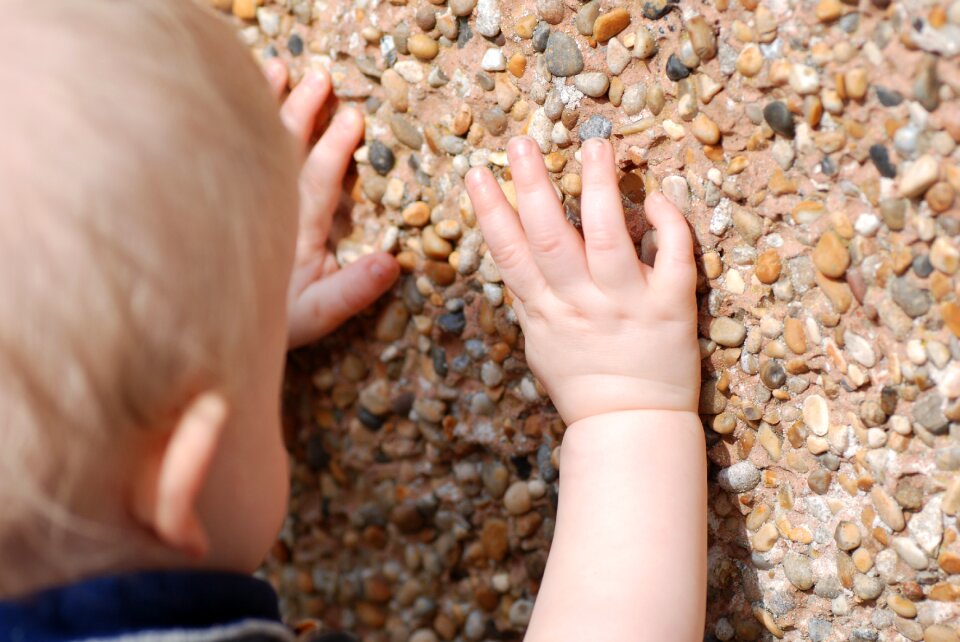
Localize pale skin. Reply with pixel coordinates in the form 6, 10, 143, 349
132, 63, 399, 572
134, 63, 705, 640
465, 138, 706, 640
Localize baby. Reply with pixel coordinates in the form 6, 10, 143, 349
0, 1, 705, 641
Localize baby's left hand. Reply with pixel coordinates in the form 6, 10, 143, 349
265, 61, 400, 348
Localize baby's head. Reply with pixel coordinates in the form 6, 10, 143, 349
0, 0, 301, 596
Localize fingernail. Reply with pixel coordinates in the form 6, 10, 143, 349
369, 255, 397, 280
510, 136, 535, 157
582, 137, 605, 160
466, 167, 485, 187
303, 71, 327, 91
339, 107, 363, 126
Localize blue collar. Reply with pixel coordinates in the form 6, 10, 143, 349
0, 570, 283, 642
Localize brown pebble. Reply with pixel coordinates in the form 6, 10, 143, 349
233, 0, 260, 19
507, 53, 527, 77
756, 249, 782, 284
408, 33, 439, 60
926, 181, 955, 213
813, 230, 850, 278
593, 8, 631, 43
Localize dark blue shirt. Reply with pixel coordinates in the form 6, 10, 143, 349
0, 571, 346, 642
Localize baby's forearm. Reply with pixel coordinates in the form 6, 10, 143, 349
524, 410, 707, 642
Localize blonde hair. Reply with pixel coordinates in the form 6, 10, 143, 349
0, 0, 299, 593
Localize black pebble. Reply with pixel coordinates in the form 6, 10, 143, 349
875, 85, 903, 107
262, 44, 279, 59
368, 140, 395, 175
762, 101, 795, 138
869, 143, 897, 178
287, 33, 304, 57
642, 0, 675, 20
511, 455, 532, 480
305, 435, 328, 471
665, 53, 691, 81
431, 346, 449, 377
357, 407, 384, 430
532, 21, 550, 53
437, 311, 466, 335
912, 254, 934, 278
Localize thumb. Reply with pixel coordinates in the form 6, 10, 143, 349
287, 253, 400, 348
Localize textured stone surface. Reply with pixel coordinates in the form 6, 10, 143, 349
225, 0, 960, 639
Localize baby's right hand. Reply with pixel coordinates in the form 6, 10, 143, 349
466, 137, 700, 426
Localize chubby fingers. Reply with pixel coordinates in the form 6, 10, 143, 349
507, 137, 589, 292
465, 166, 546, 301
288, 252, 400, 348
280, 70, 332, 148
297, 107, 366, 258
643, 192, 696, 290
263, 58, 289, 101
579, 139, 642, 289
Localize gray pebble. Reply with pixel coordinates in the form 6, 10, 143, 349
544, 31, 584, 77
718, 461, 760, 493
578, 114, 612, 140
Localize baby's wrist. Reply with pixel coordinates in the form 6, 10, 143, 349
559, 409, 705, 472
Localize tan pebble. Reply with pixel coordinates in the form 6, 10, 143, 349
402, 202, 431, 227
732, 20, 754, 43
871, 486, 905, 531
931, 237, 959, 274
560, 173, 581, 196
633, 26, 656, 59
927, 181, 955, 213
452, 104, 473, 136
421, 226, 453, 259
647, 84, 665, 115
544, 152, 567, 173
727, 155, 748, 175
381, 69, 410, 112
758, 423, 782, 460
768, 169, 798, 195
408, 34, 439, 60
900, 155, 940, 198
209, 0, 233, 10
768, 59, 791, 86
434, 219, 461, 240
690, 113, 721, 145
704, 251, 722, 279
889, 594, 918, 618
845, 68, 868, 100
745, 503, 772, 531
711, 412, 736, 434
813, 230, 850, 278
233, 0, 261, 19
755, 249, 782, 284
752, 522, 779, 552
514, 14, 537, 38
815, 0, 843, 21
924, 625, 960, 642
507, 53, 527, 78
608, 76, 624, 106
818, 271, 851, 312
736, 44, 763, 77
852, 547, 873, 573
593, 8, 631, 43
835, 521, 862, 550
686, 15, 717, 60
752, 606, 784, 639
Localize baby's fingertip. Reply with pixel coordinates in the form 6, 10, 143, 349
368, 252, 400, 282
507, 135, 536, 157
465, 166, 489, 188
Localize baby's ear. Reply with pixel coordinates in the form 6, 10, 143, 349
131, 392, 228, 559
